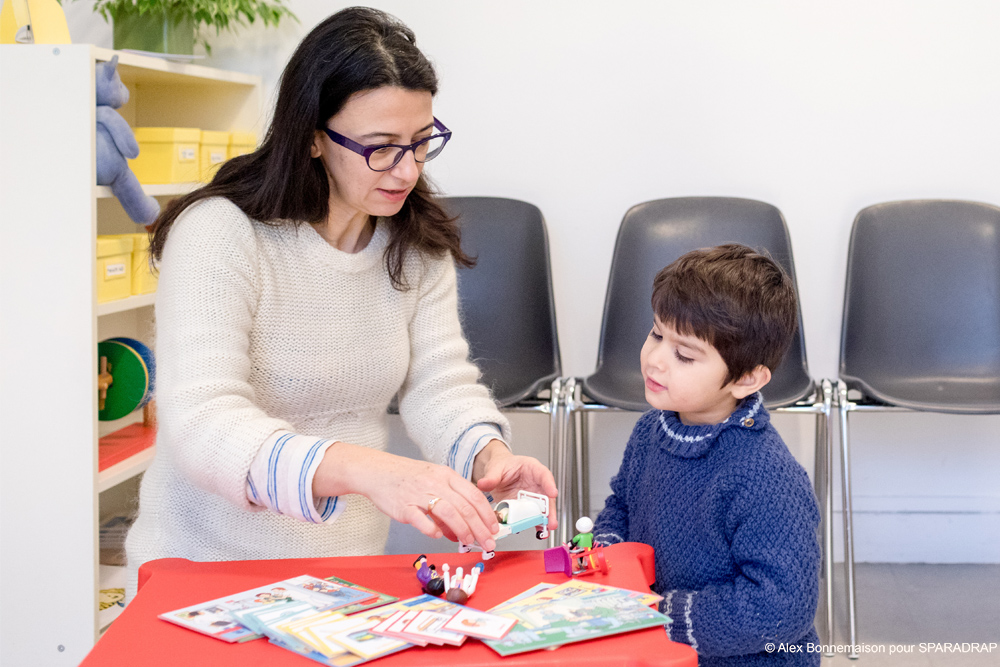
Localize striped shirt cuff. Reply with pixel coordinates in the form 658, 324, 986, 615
448, 423, 508, 481
246, 431, 344, 524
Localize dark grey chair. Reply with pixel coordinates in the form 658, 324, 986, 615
837, 198, 1000, 657
563, 197, 835, 640
443, 196, 564, 510
446, 196, 562, 407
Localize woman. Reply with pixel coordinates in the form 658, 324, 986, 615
125, 7, 557, 600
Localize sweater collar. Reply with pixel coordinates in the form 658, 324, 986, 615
299, 218, 389, 272
656, 393, 767, 458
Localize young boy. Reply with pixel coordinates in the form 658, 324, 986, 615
593, 244, 821, 666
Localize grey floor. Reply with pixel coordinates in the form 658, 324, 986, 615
818, 564, 1000, 667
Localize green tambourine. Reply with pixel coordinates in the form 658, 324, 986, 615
97, 337, 155, 421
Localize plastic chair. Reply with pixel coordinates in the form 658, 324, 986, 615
563, 197, 835, 640
442, 196, 565, 511
836, 199, 1000, 657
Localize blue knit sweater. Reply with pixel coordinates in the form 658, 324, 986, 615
594, 393, 821, 666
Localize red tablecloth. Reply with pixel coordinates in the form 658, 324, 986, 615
83, 542, 696, 666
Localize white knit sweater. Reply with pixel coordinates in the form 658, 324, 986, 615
125, 197, 510, 598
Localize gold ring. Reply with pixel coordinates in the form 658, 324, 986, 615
426, 497, 442, 514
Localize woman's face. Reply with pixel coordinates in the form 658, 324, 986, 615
312, 86, 434, 223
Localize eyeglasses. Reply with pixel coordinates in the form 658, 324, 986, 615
323, 118, 452, 172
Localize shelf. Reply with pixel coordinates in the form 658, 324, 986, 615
99, 445, 156, 493
94, 47, 259, 86
0, 45, 262, 663
96, 182, 201, 199
98, 423, 157, 492
97, 293, 156, 317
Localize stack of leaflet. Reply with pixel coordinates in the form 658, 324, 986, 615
366, 594, 516, 646
233, 598, 412, 665
159, 574, 401, 664
483, 579, 672, 656
233, 593, 519, 664
159, 576, 522, 665
159, 573, 672, 663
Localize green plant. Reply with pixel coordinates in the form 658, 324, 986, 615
91, 0, 298, 54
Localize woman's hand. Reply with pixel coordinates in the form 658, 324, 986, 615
312, 443, 502, 552
472, 440, 560, 533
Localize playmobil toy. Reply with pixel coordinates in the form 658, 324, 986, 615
412, 555, 445, 596
414, 556, 483, 602
459, 490, 550, 560
543, 543, 609, 577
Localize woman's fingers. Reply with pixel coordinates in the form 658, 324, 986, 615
403, 505, 444, 540
334, 448, 502, 551
448, 474, 500, 534
425, 493, 497, 553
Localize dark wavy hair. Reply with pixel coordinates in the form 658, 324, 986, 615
149, 6, 472, 288
651, 243, 797, 385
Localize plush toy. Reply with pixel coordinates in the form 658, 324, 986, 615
96, 56, 160, 225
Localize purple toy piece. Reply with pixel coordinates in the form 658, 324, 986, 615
543, 545, 574, 577
413, 555, 432, 585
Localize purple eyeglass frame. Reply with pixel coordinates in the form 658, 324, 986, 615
323, 117, 452, 172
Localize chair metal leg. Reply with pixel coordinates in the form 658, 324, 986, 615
820, 379, 835, 655
566, 395, 579, 529
571, 381, 589, 525
579, 406, 591, 519
837, 380, 859, 658
546, 377, 565, 548
557, 377, 578, 545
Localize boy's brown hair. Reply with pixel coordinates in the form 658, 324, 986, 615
651, 243, 798, 386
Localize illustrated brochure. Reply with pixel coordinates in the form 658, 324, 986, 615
483, 579, 671, 656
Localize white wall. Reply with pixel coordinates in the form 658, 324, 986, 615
61, 0, 1000, 562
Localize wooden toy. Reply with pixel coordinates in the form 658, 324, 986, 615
459, 490, 550, 560
97, 337, 155, 421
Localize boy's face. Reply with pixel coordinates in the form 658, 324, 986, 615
641, 317, 746, 425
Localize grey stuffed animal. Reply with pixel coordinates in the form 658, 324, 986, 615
96, 56, 160, 225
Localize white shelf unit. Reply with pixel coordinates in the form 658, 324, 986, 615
0, 44, 262, 666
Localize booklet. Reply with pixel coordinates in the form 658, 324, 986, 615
320, 575, 398, 615
442, 607, 517, 641
368, 594, 469, 646
401, 610, 466, 646
483, 579, 671, 656
234, 600, 413, 666
159, 574, 390, 642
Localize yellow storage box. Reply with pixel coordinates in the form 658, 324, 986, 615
97, 235, 134, 303
125, 232, 158, 295
200, 130, 230, 182
130, 127, 201, 184
228, 131, 257, 159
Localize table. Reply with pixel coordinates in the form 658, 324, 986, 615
82, 542, 697, 666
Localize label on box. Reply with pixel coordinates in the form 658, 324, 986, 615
209, 151, 226, 164
179, 147, 196, 162
105, 262, 127, 278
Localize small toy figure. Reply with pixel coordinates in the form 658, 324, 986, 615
459, 490, 550, 560
413, 554, 446, 596
413, 554, 432, 586
433, 560, 483, 604
570, 516, 595, 554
